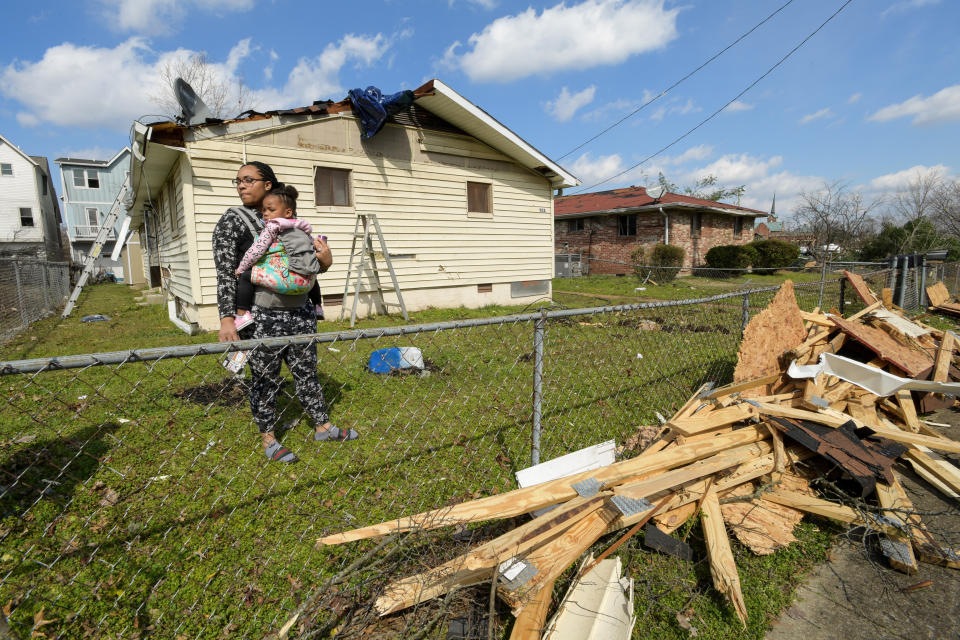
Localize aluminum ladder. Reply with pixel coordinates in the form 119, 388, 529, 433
62, 174, 131, 318
339, 214, 408, 327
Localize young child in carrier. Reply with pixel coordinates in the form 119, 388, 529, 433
234, 186, 325, 330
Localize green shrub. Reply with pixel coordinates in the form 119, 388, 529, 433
705, 244, 757, 275
630, 245, 648, 280
749, 239, 799, 274
648, 243, 685, 282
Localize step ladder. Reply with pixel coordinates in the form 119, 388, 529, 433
62, 174, 132, 318
339, 214, 408, 327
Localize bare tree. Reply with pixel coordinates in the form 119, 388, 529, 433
931, 177, 960, 238
151, 53, 253, 121
794, 181, 879, 258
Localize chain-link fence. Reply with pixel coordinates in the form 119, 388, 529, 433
565, 255, 889, 280
0, 268, 946, 639
0, 259, 70, 343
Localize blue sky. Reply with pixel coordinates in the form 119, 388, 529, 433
1, 0, 957, 218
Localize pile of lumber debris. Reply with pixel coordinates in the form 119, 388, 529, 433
318, 276, 960, 638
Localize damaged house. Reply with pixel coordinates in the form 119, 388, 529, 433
127, 79, 578, 332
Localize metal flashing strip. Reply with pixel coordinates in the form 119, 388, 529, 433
611, 495, 654, 517
498, 557, 538, 590
809, 395, 830, 409
696, 382, 717, 398
571, 477, 602, 498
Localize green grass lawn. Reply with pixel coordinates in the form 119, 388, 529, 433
0, 283, 860, 638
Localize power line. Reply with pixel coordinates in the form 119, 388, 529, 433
568, 0, 856, 195
557, 0, 797, 161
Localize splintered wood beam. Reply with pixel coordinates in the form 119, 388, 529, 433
667, 404, 758, 436
904, 447, 960, 497
509, 578, 555, 640
895, 390, 921, 433
498, 506, 620, 611
875, 481, 919, 574
801, 378, 826, 411
749, 401, 850, 428
848, 300, 884, 320
373, 494, 608, 615
863, 426, 960, 454
700, 374, 783, 401
671, 382, 718, 422
763, 489, 900, 537
800, 311, 834, 326
701, 487, 748, 627
933, 331, 956, 382
319, 426, 768, 545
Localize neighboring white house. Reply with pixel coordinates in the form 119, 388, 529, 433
56, 149, 146, 285
127, 79, 579, 332
0, 133, 66, 261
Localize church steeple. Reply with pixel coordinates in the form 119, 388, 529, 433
769, 192, 777, 220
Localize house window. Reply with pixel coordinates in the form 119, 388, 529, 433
86, 170, 100, 189
618, 215, 637, 237
467, 182, 492, 213
19, 208, 34, 227
73, 169, 84, 187
0, 163, 12, 176
568, 219, 585, 232
314, 167, 351, 206
734, 217, 743, 236
86, 207, 99, 227
691, 212, 703, 237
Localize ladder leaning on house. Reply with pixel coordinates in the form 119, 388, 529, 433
62, 174, 132, 318
339, 214, 408, 327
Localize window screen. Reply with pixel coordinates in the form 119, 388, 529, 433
314, 167, 351, 206
73, 170, 84, 187
467, 182, 491, 213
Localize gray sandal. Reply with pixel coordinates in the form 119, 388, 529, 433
314, 425, 359, 442
265, 441, 298, 463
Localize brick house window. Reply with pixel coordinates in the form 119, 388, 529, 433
618, 215, 637, 237
314, 167, 351, 206
19, 208, 34, 227
1, 163, 12, 176
467, 181, 492, 213
734, 217, 743, 236
568, 218, 584, 232
691, 212, 703, 237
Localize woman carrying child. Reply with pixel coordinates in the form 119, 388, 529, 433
213, 161, 358, 465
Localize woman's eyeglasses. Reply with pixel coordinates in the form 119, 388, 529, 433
232, 177, 266, 186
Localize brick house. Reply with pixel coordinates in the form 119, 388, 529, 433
554, 186, 766, 274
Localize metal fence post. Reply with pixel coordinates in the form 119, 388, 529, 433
838, 277, 846, 313
920, 255, 928, 308
532, 311, 546, 466
898, 256, 908, 309
13, 261, 28, 329
741, 292, 750, 333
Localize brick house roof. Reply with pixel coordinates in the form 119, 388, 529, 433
555, 186, 767, 218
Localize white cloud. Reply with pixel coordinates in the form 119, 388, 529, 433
569, 152, 653, 188
264, 49, 278, 81
649, 97, 700, 121
663, 145, 713, 165
650, 106, 667, 122
545, 85, 596, 122
100, 0, 256, 35
866, 164, 951, 192
847, 92, 862, 104
451, 0, 680, 83
798, 107, 834, 125
691, 153, 784, 184
881, 0, 940, 18
724, 100, 754, 113
0, 34, 390, 130
868, 84, 960, 126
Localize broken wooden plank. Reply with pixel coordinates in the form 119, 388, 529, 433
509, 578, 555, 640
844, 270, 879, 305
933, 331, 956, 383
320, 426, 769, 545
895, 390, 921, 433
882, 287, 894, 308
667, 404, 758, 436
763, 489, 899, 537
859, 425, 960, 455
875, 481, 919, 574
700, 374, 783, 401
904, 447, 960, 498
702, 487, 748, 627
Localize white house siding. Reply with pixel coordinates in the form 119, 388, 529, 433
152, 156, 195, 305
0, 145, 43, 249
173, 115, 554, 329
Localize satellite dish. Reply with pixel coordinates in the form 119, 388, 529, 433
174, 78, 213, 126
647, 184, 666, 200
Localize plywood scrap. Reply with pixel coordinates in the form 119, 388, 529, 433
843, 270, 879, 305
830, 316, 934, 378
926, 281, 952, 308
734, 281, 808, 392
701, 487, 748, 627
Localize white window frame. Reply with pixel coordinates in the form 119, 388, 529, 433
19, 208, 34, 227
73, 169, 85, 187
86, 207, 99, 227
0, 163, 12, 177
85, 169, 100, 189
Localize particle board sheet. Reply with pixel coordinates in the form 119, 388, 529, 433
830, 316, 934, 378
926, 282, 952, 308
844, 270, 879, 305
734, 281, 808, 393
